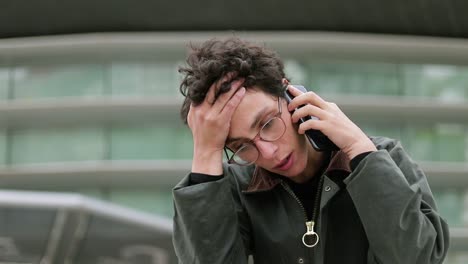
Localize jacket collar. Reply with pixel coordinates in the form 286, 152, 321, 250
244, 150, 352, 193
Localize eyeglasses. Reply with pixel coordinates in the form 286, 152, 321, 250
224, 98, 286, 166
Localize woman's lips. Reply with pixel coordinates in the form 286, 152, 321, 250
275, 153, 293, 171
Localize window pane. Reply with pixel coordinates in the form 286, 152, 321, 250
466, 131, 468, 163
447, 252, 468, 264
402, 64, 468, 101
433, 188, 464, 227
284, 60, 307, 85
435, 124, 466, 162
172, 128, 193, 159
358, 122, 467, 162
13, 64, 105, 99
307, 62, 347, 94
111, 124, 192, 160
110, 62, 180, 96
370, 123, 402, 142
0, 68, 9, 100
306, 62, 400, 96
463, 190, 468, 227
10, 127, 105, 164
401, 124, 436, 161
0, 130, 6, 165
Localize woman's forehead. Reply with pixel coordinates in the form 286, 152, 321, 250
227, 91, 278, 140
235, 90, 276, 119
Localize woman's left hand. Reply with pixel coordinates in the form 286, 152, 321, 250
286, 85, 377, 160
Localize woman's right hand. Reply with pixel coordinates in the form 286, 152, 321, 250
187, 75, 246, 175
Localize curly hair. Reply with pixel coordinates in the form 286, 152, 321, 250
179, 37, 287, 124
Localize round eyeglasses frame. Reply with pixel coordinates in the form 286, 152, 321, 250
224, 97, 286, 166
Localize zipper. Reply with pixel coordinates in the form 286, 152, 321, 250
281, 181, 309, 221
281, 176, 323, 248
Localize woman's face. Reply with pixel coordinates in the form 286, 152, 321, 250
226, 88, 314, 181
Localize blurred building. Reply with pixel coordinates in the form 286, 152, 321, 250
1, 1, 468, 263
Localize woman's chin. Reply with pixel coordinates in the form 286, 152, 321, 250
285, 152, 309, 180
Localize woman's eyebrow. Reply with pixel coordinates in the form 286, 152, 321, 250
250, 107, 270, 130
225, 106, 271, 145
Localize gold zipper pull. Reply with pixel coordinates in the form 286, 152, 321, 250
302, 221, 319, 248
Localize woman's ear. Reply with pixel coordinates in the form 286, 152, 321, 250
282, 78, 289, 85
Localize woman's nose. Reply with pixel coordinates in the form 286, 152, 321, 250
254, 140, 278, 160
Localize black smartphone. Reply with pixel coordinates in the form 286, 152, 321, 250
284, 85, 339, 152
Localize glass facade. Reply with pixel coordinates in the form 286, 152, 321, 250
1, 43, 467, 262
402, 65, 468, 100
12, 64, 106, 99
0, 129, 6, 165
304, 61, 401, 96
110, 62, 181, 97
0, 67, 9, 100
110, 124, 193, 160
293, 60, 468, 100
10, 126, 106, 164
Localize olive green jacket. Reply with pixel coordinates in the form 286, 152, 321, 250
172, 137, 449, 263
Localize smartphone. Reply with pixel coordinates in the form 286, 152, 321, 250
284, 85, 339, 152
